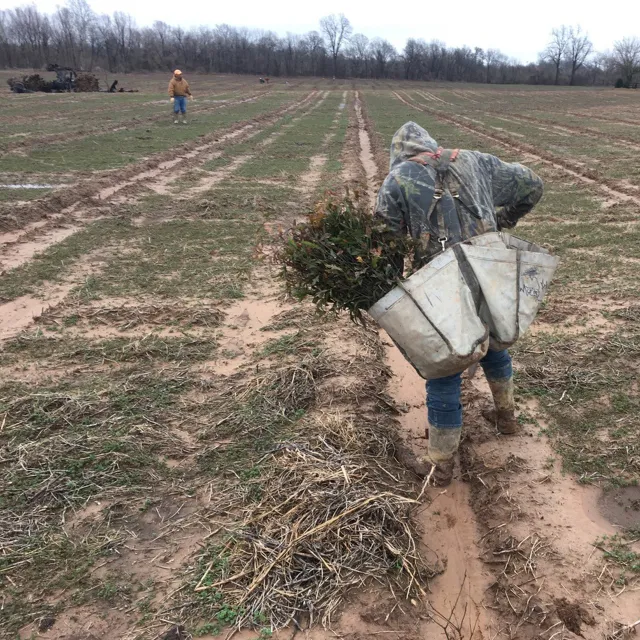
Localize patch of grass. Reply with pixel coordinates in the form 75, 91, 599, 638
0, 371, 191, 514
258, 332, 315, 357
198, 328, 329, 476
82, 218, 259, 300
237, 92, 344, 180
4, 333, 216, 365
0, 187, 52, 202
512, 326, 640, 485
0, 364, 198, 635
96, 579, 132, 602
195, 621, 222, 636
596, 533, 640, 586
0, 93, 297, 173
0, 218, 132, 301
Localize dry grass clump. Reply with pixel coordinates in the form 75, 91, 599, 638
39, 300, 225, 331
187, 414, 437, 631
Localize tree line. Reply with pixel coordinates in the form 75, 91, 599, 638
1, 0, 639, 86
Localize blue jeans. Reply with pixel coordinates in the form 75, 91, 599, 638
173, 96, 187, 114
426, 349, 512, 428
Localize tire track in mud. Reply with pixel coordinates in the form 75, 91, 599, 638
0, 91, 273, 157
383, 90, 639, 638
395, 91, 640, 208
543, 109, 640, 128
354, 91, 379, 209
355, 91, 499, 640
96, 90, 320, 202
0, 250, 102, 342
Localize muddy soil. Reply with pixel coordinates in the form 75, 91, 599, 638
598, 486, 640, 529
7, 87, 640, 640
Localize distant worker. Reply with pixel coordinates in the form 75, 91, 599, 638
168, 69, 193, 124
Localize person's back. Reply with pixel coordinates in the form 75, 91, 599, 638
375, 121, 544, 486
376, 121, 543, 265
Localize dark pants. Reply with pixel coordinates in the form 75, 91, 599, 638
426, 349, 513, 428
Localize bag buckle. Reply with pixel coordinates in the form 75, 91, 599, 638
438, 236, 448, 252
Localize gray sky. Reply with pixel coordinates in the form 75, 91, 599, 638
3, 0, 639, 63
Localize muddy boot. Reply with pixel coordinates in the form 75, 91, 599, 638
423, 423, 461, 486
487, 377, 519, 434
394, 440, 434, 477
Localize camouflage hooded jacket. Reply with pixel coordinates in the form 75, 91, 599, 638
374, 122, 544, 266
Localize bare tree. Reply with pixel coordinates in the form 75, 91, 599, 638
319, 13, 351, 78
347, 33, 369, 77
153, 20, 171, 68
369, 38, 395, 78
566, 26, 592, 85
485, 48, 506, 83
612, 36, 640, 87
403, 38, 424, 80
543, 25, 569, 85
0, 0, 630, 86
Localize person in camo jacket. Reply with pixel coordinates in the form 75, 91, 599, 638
375, 121, 544, 486
168, 69, 192, 124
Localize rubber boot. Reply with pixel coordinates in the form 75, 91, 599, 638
422, 423, 460, 486
394, 440, 434, 478
487, 377, 519, 434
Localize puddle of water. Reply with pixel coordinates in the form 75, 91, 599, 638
598, 486, 640, 529
0, 184, 55, 189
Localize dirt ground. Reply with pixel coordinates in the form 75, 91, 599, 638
1, 76, 639, 640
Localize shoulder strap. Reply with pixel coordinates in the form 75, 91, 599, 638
408, 149, 461, 252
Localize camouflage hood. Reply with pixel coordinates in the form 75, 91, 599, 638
389, 122, 438, 170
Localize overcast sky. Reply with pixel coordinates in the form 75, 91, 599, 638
2, 0, 638, 63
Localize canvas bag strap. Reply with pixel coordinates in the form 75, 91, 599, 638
408, 148, 461, 252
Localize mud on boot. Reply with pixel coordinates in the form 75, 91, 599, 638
394, 441, 454, 486
427, 456, 454, 486
424, 423, 461, 486
487, 377, 519, 435
394, 440, 434, 477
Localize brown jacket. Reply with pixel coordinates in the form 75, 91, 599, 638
168, 77, 191, 97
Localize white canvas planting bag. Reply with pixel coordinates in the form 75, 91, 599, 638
462, 233, 559, 351
369, 248, 489, 379
369, 232, 559, 380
